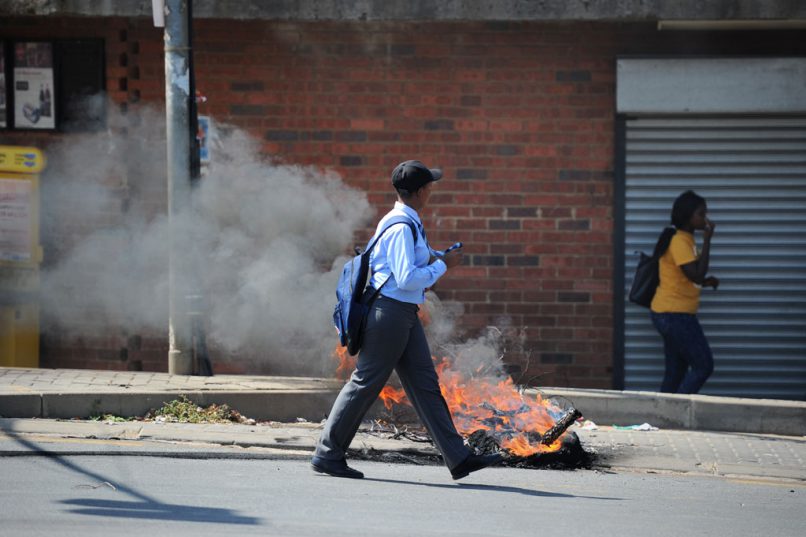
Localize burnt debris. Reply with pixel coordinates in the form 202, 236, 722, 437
465, 406, 591, 469
467, 428, 592, 470
541, 407, 583, 446
359, 403, 594, 470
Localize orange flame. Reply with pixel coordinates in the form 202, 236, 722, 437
379, 385, 407, 410
333, 342, 568, 457
332, 295, 568, 457
435, 360, 565, 456
333, 344, 356, 381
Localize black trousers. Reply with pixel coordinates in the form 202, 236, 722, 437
315, 295, 469, 469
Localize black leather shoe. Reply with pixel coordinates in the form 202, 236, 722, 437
311, 456, 364, 479
450, 453, 504, 480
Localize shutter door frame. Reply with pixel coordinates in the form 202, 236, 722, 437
615, 115, 806, 400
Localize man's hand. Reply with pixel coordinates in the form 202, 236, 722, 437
703, 276, 719, 290
443, 248, 463, 269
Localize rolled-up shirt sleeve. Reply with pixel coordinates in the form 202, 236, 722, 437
385, 224, 446, 291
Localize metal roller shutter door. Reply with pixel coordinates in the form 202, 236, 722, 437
623, 117, 806, 400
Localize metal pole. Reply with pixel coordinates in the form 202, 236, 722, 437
185, 0, 213, 376
164, 0, 192, 374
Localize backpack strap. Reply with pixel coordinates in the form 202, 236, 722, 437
362, 215, 418, 256
360, 215, 418, 297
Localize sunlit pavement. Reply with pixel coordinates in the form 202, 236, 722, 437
1, 455, 804, 537
1, 417, 804, 483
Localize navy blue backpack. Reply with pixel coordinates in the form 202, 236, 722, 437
334, 216, 417, 356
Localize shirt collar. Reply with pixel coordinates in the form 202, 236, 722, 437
394, 201, 422, 226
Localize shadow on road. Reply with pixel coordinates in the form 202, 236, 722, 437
59, 498, 258, 524
3, 425, 260, 526
363, 477, 623, 500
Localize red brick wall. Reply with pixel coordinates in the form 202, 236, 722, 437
3, 18, 804, 386
187, 21, 806, 387
190, 21, 617, 387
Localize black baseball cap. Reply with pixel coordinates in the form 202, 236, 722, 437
391, 160, 443, 193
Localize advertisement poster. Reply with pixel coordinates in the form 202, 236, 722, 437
13, 42, 55, 130
0, 177, 33, 262
0, 42, 6, 128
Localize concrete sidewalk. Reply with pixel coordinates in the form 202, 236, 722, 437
1, 417, 804, 483
0, 367, 804, 482
1, 367, 804, 436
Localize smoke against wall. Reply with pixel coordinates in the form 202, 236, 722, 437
40, 106, 372, 374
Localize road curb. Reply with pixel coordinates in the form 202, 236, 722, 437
1, 382, 804, 436
536, 388, 806, 436
1, 390, 341, 422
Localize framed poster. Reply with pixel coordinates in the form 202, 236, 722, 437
0, 42, 6, 128
13, 42, 55, 130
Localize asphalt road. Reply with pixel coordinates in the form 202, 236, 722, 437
2, 452, 803, 537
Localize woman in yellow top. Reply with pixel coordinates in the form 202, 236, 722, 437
650, 191, 719, 394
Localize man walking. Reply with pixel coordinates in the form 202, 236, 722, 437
312, 160, 503, 480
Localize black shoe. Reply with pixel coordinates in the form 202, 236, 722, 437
450, 453, 504, 480
311, 456, 364, 479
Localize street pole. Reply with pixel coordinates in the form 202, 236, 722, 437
164, 0, 192, 374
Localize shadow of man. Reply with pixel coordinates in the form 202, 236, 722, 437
5, 426, 260, 526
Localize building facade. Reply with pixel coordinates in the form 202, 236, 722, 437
1, 1, 804, 398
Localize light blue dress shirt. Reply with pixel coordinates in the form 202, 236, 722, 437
369, 202, 447, 304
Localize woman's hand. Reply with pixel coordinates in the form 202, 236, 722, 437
703, 276, 719, 290
704, 217, 716, 240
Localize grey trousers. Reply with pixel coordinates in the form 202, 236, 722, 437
315, 295, 470, 470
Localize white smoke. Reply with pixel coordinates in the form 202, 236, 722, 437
422, 292, 518, 383
38, 101, 529, 381
40, 105, 372, 374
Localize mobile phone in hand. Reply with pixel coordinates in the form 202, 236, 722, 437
445, 242, 463, 253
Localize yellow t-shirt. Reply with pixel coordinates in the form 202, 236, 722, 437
650, 230, 700, 314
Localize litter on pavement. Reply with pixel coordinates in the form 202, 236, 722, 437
576, 419, 599, 430
613, 423, 659, 431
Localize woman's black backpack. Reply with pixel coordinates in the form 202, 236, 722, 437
628, 227, 676, 308
628, 251, 660, 308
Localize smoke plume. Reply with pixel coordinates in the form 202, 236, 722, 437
39, 101, 527, 382
40, 104, 372, 374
